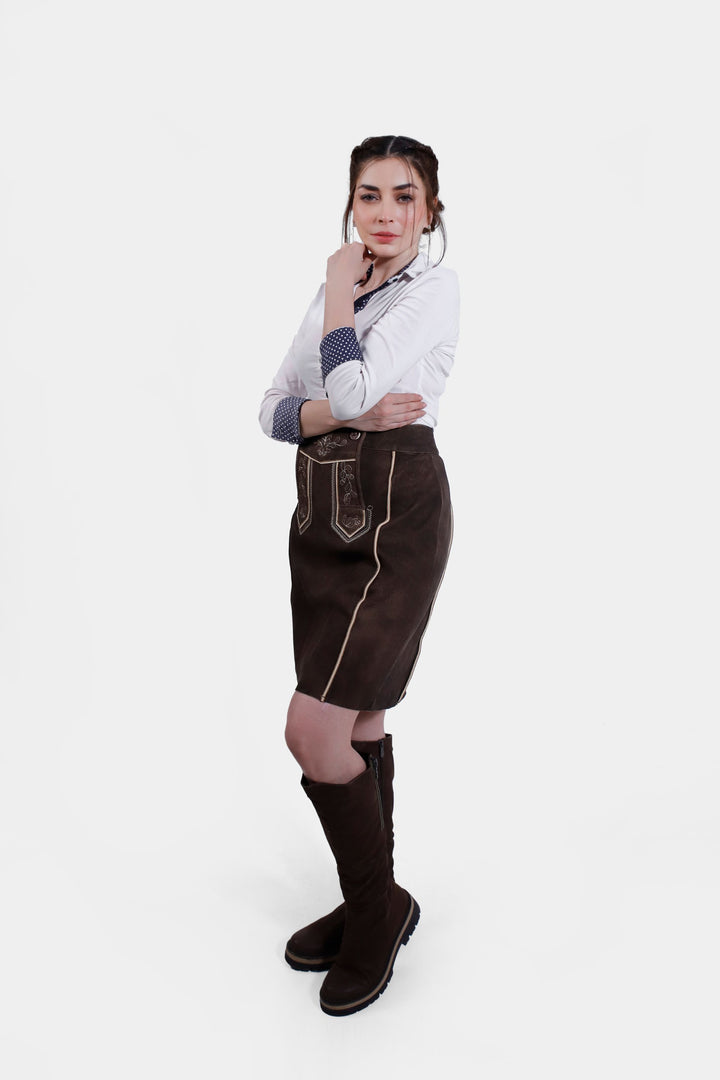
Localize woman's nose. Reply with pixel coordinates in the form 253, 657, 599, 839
378, 201, 394, 222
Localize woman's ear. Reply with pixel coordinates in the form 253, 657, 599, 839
428, 196, 438, 229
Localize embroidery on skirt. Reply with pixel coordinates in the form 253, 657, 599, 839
314, 432, 352, 458
296, 453, 313, 533
331, 460, 372, 542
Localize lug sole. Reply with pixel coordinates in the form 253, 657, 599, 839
284, 947, 339, 973
319, 896, 420, 1017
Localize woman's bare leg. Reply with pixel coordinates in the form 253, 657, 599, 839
285, 691, 365, 784
352, 709, 386, 742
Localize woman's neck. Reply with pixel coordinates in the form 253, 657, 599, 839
365, 247, 420, 290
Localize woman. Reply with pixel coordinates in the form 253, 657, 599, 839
258, 135, 460, 1016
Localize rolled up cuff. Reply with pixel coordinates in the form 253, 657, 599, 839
319, 326, 363, 384
271, 394, 309, 444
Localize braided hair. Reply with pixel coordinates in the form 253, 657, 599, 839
341, 135, 447, 263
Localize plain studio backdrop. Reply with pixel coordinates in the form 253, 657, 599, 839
0, 1, 717, 1077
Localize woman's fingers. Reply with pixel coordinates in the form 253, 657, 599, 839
380, 392, 423, 405
327, 242, 374, 287
374, 392, 423, 412
373, 393, 426, 422
371, 404, 426, 429
348, 392, 427, 431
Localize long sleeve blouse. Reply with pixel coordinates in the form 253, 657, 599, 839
258, 251, 460, 444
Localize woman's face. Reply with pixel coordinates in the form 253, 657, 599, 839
352, 157, 432, 262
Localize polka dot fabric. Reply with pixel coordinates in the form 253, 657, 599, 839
270, 260, 414, 443
319, 260, 415, 383
319, 326, 362, 382
353, 259, 414, 313
271, 394, 308, 444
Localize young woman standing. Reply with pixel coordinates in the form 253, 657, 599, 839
259, 135, 460, 1016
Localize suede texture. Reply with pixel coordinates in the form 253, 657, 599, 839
301, 760, 419, 1015
289, 427, 452, 711
285, 735, 397, 971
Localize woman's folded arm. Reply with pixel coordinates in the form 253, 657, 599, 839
322, 270, 459, 421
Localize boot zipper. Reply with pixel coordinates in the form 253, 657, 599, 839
370, 755, 385, 830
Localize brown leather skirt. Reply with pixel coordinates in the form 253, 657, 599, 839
289, 426, 453, 711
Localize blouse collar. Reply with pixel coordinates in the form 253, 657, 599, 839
358, 250, 428, 293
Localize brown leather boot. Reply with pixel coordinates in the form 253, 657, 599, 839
284, 735, 396, 972
302, 758, 420, 1017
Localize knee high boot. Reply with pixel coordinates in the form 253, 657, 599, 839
284, 734, 397, 972
302, 759, 420, 1017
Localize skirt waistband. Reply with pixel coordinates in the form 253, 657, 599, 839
360, 425, 438, 454
300, 425, 438, 460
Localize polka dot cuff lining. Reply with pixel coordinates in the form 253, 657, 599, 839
271, 394, 308, 444
319, 259, 415, 383
319, 326, 363, 383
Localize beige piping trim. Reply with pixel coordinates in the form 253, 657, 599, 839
320, 451, 396, 703
296, 456, 313, 533
298, 450, 353, 463
398, 502, 455, 701
319, 896, 416, 1012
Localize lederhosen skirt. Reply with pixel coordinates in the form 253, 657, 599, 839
289, 425, 453, 711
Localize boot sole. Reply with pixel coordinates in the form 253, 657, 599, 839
319, 895, 421, 1017
284, 947, 339, 973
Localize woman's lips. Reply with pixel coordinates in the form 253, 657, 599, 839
372, 233, 399, 242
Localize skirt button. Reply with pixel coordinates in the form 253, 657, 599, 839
349, 431, 361, 440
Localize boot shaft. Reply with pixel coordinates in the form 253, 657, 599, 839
301, 764, 391, 911
351, 734, 395, 877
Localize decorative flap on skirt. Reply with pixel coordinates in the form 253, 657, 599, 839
296, 431, 372, 542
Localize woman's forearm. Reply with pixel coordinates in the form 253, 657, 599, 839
322, 280, 356, 338
299, 399, 344, 438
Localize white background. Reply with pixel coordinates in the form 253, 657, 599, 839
1, 1, 718, 1076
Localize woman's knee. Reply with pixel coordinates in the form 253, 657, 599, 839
284, 704, 306, 760
284, 692, 359, 771
285, 694, 323, 762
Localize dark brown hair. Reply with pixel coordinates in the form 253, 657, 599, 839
341, 135, 447, 263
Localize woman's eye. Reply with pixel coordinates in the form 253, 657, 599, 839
398, 194, 413, 202
359, 194, 377, 201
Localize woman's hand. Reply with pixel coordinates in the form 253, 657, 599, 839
326, 242, 374, 289
349, 392, 426, 431
322, 242, 373, 338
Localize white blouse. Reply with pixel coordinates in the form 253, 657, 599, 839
258, 251, 460, 443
